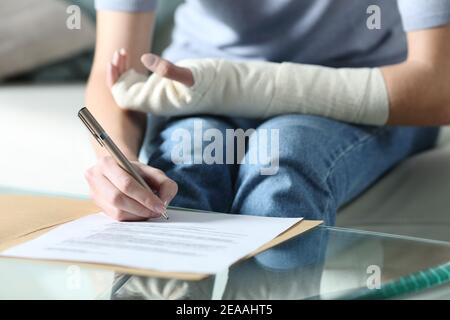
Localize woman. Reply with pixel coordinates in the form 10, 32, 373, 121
85, 0, 450, 224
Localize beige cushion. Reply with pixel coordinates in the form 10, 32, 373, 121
0, 0, 95, 79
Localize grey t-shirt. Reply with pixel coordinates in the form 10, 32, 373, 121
95, 0, 450, 67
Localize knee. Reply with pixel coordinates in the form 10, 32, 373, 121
155, 116, 234, 165
164, 116, 236, 136
233, 116, 339, 223
247, 115, 337, 177
234, 162, 336, 223
258, 114, 336, 131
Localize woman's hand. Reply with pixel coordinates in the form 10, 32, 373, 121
85, 156, 178, 221
107, 49, 194, 88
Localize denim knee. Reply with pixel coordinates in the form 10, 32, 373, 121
232, 115, 339, 224
232, 114, 439, 225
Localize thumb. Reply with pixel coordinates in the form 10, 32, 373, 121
141, 53, 194, 87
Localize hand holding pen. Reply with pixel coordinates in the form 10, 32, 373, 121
80, 107, 176, 221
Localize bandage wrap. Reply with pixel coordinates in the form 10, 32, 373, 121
112, 59, 389, 125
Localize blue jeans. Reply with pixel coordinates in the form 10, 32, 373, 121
144, 115, 438, 225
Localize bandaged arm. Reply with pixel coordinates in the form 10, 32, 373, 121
112, 59, 390, 125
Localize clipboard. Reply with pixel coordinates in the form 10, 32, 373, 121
0, 194, 322, 280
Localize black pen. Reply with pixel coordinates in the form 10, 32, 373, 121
78, 107, 169, 220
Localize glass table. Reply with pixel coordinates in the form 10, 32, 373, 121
107, 226, 450, 300
1, 189, 450, 300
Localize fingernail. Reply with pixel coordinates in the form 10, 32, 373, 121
154, 203, 166, 216
163, 200, 169, 208
119, 48, 126, 56
141, 54, 156, 67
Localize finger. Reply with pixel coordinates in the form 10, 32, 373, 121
134, 163, 178, 206
141, 53, 194, 87
86, 172, 143, 221
86, 167, 158, 219
160, 180, 178, 206
117, 50, 125, 74
95, 196, 147, 222
107, 62, 119, 88
99, 157, 167, 216
96, 174, 158, 219
112, 50, 120, 68
113, 49, 126, 77
119, 48, 128, 74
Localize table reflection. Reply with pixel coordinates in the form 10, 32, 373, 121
111, 228, 331, 300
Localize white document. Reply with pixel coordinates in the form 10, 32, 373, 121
2, 209, 301, 274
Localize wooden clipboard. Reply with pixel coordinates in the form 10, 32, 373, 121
0, 194, 322, 280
